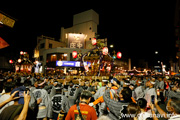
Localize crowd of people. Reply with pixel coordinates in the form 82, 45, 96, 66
0, 71, 180, 120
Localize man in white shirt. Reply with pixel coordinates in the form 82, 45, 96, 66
144, 80, 157, 108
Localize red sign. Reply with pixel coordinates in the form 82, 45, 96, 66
117, 52, 122, 59
72, 51, 77, 58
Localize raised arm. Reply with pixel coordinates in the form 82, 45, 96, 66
0, 91, 19, 108
16, 91, 31, 120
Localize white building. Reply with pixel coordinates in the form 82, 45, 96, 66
34, 9, 107, 74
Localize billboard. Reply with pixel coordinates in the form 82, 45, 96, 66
56, 61, 81, 67
56, 61, 91, 67
68, 33, 86, 49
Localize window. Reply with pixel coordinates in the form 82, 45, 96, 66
49, 44, 52, 48
40, 43, 45, 49
51, 54, 57, 61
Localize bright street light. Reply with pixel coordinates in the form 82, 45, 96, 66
110, 44, 113, 48
155, 51, 158, 54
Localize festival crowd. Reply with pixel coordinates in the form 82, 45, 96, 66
0, 72, 180, 120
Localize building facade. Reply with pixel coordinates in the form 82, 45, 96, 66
34, 9, 102, 74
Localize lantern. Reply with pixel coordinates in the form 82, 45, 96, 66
102, 47, 108, 55
9, 60, 13, 64
117, 52, 122, 59
18, 58, 21, 63
92, 38, 97, 45
72, 51, 77, 58
20, 51, 24, 55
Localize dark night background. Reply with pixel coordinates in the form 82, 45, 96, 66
0, 1, 177, 69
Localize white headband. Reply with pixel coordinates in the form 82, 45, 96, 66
138, 81, 142, 83
124, 83, 130, 85
102, 80, 108, 82
150, 81, 155, 84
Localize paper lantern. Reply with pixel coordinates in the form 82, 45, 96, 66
102, 47, 108, 55
117, 52, 122, 59
72, 51, 77, 58
92, 38, 97, 45
20, 51, 24, 55
18, 58, 21, 63
9, 60, 13, 64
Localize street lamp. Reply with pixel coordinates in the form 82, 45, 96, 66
155, 51, 158, 54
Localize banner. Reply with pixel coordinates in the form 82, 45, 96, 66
0, 37, 9, 49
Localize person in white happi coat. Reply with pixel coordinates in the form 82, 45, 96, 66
94, 79, 109, 116
144, 80, 157, 113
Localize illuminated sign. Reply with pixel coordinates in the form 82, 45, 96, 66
68, 33, 86, 49
56, 61, 81, 67
56, 61, 91, 67
0, 13, 15, 28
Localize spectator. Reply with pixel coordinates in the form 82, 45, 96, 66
127, 102, 140, 120
0, 90, 35, 120
49, 83, 70, 120
155, 97, 180, 120
137, 98, 151, 120
144, 80, 157, 110
102, 87, 132, 119
0, 91, 19, 109
134, 80, 144, 101
31, 80, 50, 119
0, 81, 15, 113
73, 79, 86, 104
65, 90, 97, 120
67, 81, 78, 107
94, 79, 109, 116
91, 78, 120, 107
158, 77, 165, 103
167, 84, 180, 100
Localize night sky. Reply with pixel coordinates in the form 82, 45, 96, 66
0, 1, 177, 69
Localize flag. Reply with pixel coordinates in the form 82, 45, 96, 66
0, 37, 9, 49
